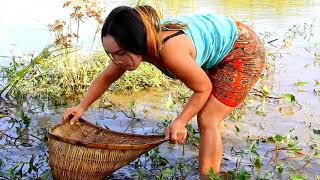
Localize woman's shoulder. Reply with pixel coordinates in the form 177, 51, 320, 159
161, 12, 231, 26
163, 12, 224, 19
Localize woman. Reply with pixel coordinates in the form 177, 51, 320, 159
62, 5, 265, 178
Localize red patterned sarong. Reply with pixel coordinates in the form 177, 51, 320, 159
207, 20, 265, 107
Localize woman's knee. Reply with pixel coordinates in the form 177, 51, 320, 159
197, 113, 222, 131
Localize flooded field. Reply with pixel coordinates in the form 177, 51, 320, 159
1, 0, 320, 179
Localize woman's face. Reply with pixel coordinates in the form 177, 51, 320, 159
102, 35, 143, 71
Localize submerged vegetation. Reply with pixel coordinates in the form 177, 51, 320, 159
1, 0, 320, 179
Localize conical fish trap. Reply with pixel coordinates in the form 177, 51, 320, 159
48, 118, 168, 180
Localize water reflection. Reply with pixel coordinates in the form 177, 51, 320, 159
1, 0, 320, 57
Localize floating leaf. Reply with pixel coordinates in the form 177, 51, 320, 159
276, 164, 285, 174
294, 81, 308, 87
256, 110, 266, 116
316, 80, 320, 86
262, 86, 270, 96
253, 158, 263, 170
313, 129, 320, 135
136, 168, 143, 179
273, 134, 286, 143
237, 169, 251, 179
282, 94, 296, 102
161, 168, 172, 177
297, 89, 307, 93
288, 143, 295, 148
289, 147, 303, 153
235, 125, 240, 134
289, 175, 306, 180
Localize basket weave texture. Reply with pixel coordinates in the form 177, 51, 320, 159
48, 118, 168, 180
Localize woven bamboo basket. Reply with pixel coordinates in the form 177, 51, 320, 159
48, 117, 169, 180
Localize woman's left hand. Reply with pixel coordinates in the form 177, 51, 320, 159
165, 119, 187, 144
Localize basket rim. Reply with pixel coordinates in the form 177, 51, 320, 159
48, 117, 169, 150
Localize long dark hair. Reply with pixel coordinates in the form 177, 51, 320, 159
101, 5, 187, 57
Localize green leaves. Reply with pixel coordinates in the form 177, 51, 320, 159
314, 80, 320, 96
261, 86, 270, 96
227, 168, 251, 180
34, 47, 51, 65
34, 57, 45, 65
252, 157, 263, 170
289, 175, 306, 180
249, 140, 259, 156
208, 167, 223, 180
273, 134, 289, 144
156, 167, 172, 180
165, 94, 175, 111
276, 164, 285, 174
294, 81, 308, 92
0, 45, 54, 95
313, 129, 320, 135
294, 81, 308, 87
282, 94, 296, 102
149, 147, 169, 167
20, 111, 31, 128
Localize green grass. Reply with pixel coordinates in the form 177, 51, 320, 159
0, 48, 175, 100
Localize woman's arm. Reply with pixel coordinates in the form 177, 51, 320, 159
79, 63, 126, 109
63, 62, 126, 124
160, 36, 212, 126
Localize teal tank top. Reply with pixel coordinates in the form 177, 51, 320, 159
161, 13, 238, 70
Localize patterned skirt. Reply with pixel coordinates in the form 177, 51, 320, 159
207, 20, 265, 107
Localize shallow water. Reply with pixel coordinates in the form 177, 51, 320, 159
1, 0, 320, 179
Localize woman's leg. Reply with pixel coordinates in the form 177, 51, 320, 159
197, 95, 236, 176
197, 20, 265, 178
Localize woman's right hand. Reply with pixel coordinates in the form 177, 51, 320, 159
62, 105, 86, 125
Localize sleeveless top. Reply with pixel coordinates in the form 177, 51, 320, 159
160, 13, 238, 79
